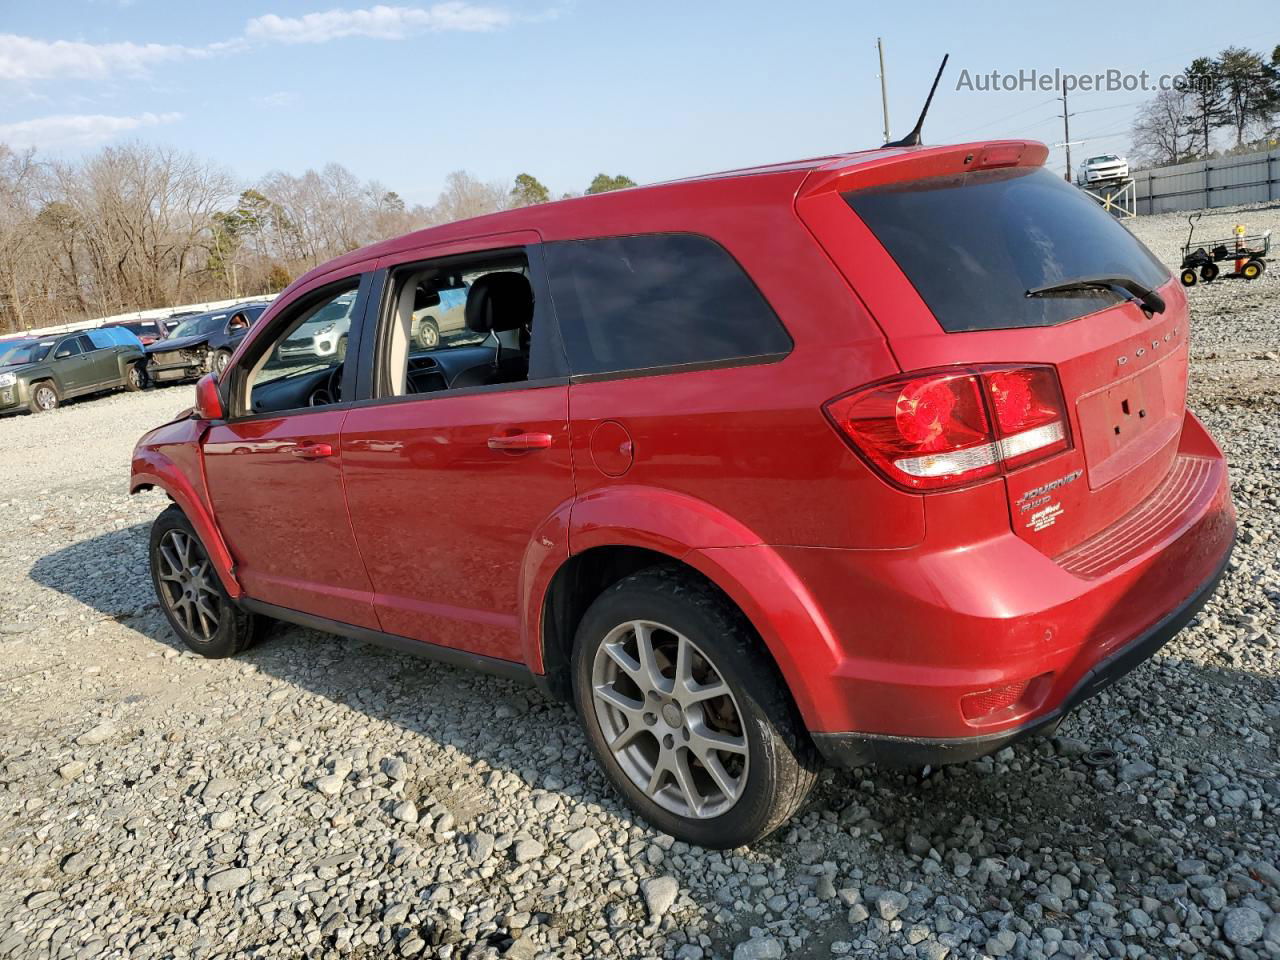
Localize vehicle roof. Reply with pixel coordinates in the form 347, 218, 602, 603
173, 302, 270, 323
289, 140, 1047, 292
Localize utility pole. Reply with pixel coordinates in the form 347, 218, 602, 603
1060, 91, 1073, 181
877, 38, 890, 144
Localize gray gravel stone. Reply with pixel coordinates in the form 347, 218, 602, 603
877, 890, 909, 921
512, 838, 543, 863
205, 868, 250, 893
733, 937, 783, 960
76, 720, 117, 745
640, 875, 679, 921
1223, 907, 1264, 946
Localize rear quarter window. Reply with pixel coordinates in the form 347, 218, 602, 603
544, 233, 791, 376
844, 167, 1170, 332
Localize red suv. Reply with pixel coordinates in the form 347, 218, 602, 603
131, 140, 1235, 848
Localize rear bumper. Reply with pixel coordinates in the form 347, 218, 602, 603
694, 410, 1235, 764
810, 538, 1232, 767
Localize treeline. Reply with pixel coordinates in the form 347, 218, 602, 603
0, 142, 635, 334
1132, 45, 1280, 167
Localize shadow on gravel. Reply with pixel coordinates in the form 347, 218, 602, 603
29, 521, 186, 653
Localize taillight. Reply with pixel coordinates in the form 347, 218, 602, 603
824, 365, 1070, 491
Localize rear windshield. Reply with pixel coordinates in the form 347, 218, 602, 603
844, 166, 1169, 332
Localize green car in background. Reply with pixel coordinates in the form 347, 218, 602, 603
0, 327, 146, 415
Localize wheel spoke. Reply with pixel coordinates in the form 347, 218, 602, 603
634, 623, 671, 695
698, 748, 739, 801
607, 718, 647, 752
671, 749, 705, 818
673, 635, 693, 692
159, 545, 183, 577
645, 754, 670, 796
593, 683, 644, 721
688, 719, 748, 756
195, 596, 219, 624
601, 640, 643, 685
174, 597, 194, 632
195, 605, 215, 639
172, 531, 190, 567
684, 678, 730, 704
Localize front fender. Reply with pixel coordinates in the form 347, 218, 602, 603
130, 437, 241, 599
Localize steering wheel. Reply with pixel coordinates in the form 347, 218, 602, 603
307, 365, 343, 407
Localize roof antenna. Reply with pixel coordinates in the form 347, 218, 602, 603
884, 53, 949, 148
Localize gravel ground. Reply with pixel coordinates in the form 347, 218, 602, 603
0, 203, 1277, 960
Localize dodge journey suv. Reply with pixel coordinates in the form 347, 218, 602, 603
132, 140, 1235, 848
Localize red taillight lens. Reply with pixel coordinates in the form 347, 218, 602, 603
824, 365, 1070, 491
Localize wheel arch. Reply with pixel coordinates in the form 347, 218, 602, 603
527, 486, 835, 730
130, 448, 242, 598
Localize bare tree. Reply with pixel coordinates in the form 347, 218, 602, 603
1132, 89, 1197, 167
0, 140, 546, 331
430, 170, 509, 224
0, 145, 40, 332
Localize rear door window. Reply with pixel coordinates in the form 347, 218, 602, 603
844, 166, 1169, 332
544, 233, 791, 376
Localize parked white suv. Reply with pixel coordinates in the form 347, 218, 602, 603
1077, 155, 1129, 186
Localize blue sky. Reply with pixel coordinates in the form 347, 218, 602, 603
1, 1, 1271, 205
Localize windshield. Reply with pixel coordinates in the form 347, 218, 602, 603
844, 166, 1168, 332
0, 340, 54, 365
169, 312, 228, 339
301, 298, 355, 329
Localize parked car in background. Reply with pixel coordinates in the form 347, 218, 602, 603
102, 318, 170, 346
1076, 154, 1130, 186
145, 302, 270, 384
1, 327, 145, 414
132, 139, 1234, 847
409, 286, 468, 348
274, 292, 356, 364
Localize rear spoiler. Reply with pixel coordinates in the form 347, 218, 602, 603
797, 140, 1050, 201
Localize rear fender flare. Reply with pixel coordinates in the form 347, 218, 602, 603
524, 485, 837, 728
129, 449, 241, 598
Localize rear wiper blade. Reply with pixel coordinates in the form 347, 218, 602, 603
1025, 276, 1165, 315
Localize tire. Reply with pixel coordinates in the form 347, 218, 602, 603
572, 566, 817, 848
1201, 263, 1219, 283
28, 381, 59, 414
125, 361, 146, 392
336, 336, 348, 363
416, 317, 440, 349
1180, 268, 1198, 287
1241, 259, 1264, 280
211, 350, 232, 377
149, 505, 257, 658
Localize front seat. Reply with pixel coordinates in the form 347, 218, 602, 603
450, 272, 533, 389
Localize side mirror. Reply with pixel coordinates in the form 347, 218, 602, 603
194, 373, 225, 421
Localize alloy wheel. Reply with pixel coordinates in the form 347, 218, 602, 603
590, 620, 749, 819
128, 365, 143, 387
35, 386, 56, 410
155, 529, 221, 641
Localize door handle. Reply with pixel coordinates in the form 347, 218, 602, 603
487, 432, 553, 451
290, 442, 334, 459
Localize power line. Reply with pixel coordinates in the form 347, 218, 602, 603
956, 96, 1059, 137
